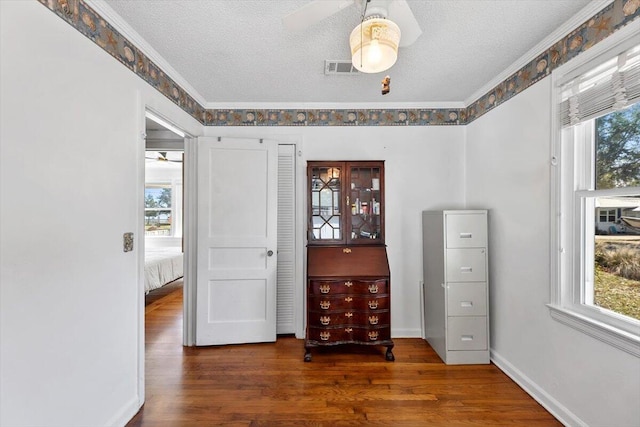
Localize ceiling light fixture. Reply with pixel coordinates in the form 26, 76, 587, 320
350, 16, 401, 74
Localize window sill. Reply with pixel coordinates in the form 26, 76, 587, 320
547, 304, 640, 357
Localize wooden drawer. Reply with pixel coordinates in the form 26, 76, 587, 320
446, 316, 487, 351
446, 248, 486, 282
445, 213, 487, 248
308, 295, 389, 311
309, 279, 388, 296
307, 310, 390, 328
305, 244, 393, 361
307, 246, 390, 277
447, 283, 487, 316
308, 326, 391, 344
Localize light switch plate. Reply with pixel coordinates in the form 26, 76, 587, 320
123, 232, 134, 252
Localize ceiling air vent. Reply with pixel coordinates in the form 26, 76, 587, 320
324, 60, 360, 75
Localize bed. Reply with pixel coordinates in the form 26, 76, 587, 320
145, 247, 184, 293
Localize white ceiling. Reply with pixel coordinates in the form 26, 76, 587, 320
102, 0, 596, 106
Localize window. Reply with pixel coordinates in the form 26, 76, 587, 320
598, 208, 616, 223
144, 151, 183, 238
550, 32, 640, 356
145, 184, 173, 236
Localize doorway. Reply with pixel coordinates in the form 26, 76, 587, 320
140, 119, 302, 349
143, 111, 187, 320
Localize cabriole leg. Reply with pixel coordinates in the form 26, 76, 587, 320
385, 345, 395, 361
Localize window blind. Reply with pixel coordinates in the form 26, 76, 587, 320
560, 44, 640, 127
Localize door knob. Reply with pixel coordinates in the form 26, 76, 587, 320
267, 250, 274, 257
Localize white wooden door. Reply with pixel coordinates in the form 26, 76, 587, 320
196, 137, 278, 345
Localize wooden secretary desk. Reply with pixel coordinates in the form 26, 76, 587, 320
305, 161, 394, 362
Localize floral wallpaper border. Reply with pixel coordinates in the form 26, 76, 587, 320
465, 0, 639, 122
38, 0, 640, 127
203, 108, 462, 126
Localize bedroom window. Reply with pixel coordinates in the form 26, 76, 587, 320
145, 150, 183, 239
145, 184, 173, 236
550, 33, 640, 356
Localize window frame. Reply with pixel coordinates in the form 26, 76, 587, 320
549, 22, 640, 357
598, 208, 616, 223
144, 181, 183, 238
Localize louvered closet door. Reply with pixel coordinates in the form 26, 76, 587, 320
277, 144, 296, 334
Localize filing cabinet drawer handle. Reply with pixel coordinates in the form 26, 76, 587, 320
460, 267, 473, 273
320, 331, 330, 341
320, 316, 330, 325
460, 301, 473, 308
459, 232, 473, 239
461, 335, 474, 341
319, 284, 331, 294
320, 301, 330, 310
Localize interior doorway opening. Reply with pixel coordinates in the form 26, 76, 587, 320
143, 111, 186, 320
140, 124, 303, 353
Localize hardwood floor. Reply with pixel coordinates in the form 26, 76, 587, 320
145, 277, 183, 306
128, 288, 561, 426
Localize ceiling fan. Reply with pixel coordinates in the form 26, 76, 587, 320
283, 0, 422, 73
145, 151, 183, 163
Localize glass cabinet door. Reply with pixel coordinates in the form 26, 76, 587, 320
309, 165, 342, 241
348, 164, 383, 243
308, 161, 384, 245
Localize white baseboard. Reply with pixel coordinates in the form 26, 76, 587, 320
105, 395, 142, 427
392, 328, 423, 338
490, 349, 587, 427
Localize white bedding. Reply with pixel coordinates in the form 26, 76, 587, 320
145, 247, 184, 293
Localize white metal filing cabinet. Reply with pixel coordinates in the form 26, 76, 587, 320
422, 210, 489, 364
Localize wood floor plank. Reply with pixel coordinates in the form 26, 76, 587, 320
127, 287, 561, 427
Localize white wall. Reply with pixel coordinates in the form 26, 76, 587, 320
0, 2, 201, 426
466, 78, 640, 426
204, 126, 467, 336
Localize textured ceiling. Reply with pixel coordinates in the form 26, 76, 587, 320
103, 0, 594, 105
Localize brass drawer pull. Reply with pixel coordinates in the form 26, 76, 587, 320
320, 301, 330, 310
345, 327, 353, 333
368, 331, 379, 341
319, 284, 331, 294
345, 297, 353, 303
343, 248, 352, 254
368, 284, 379, 294
344, 281, 353, 287
368, 300, 379, 309
320, 331, 330, 341
369, 315, 379, 325
320, 316, 330, 326
345, 312, 353, 318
